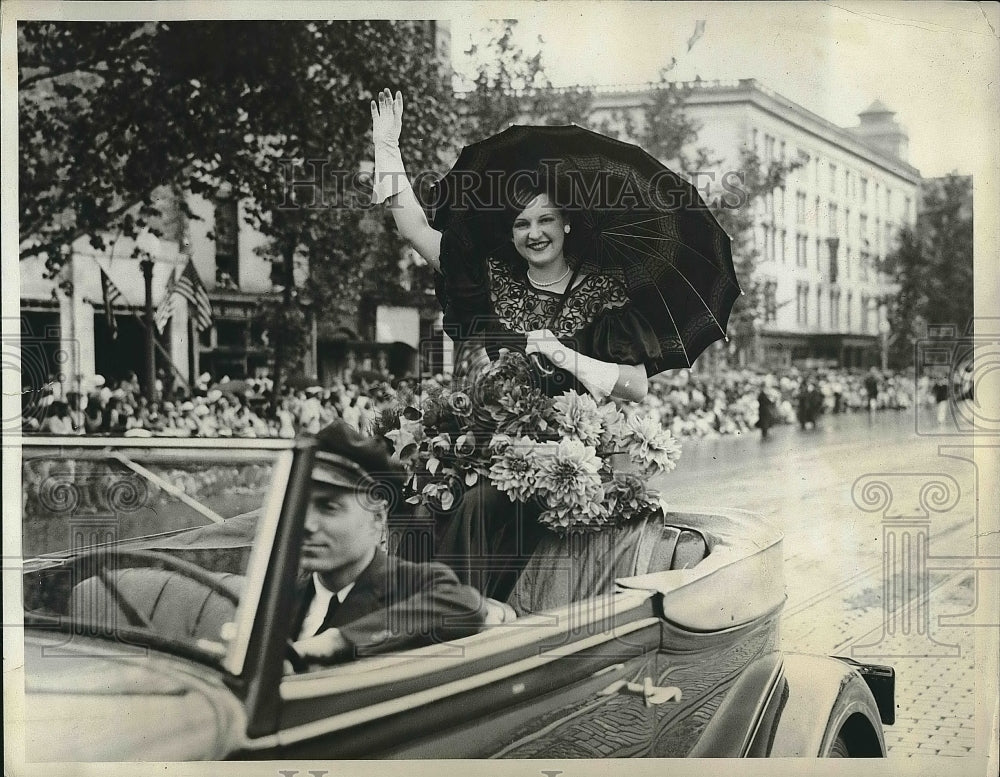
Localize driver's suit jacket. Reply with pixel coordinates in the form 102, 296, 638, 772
289, 549, 486, 658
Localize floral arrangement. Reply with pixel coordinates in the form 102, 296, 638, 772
383, 351, 681, 533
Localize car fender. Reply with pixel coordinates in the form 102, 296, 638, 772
689, 653, 885, 757
763, 653, 887, 757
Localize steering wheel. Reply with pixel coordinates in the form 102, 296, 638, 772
67, 547, 241, 629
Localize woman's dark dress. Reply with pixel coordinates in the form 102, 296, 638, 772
425, 231, 663, 602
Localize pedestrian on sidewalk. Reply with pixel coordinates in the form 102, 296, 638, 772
756, 375, 777, 440
864, 367, 880, 412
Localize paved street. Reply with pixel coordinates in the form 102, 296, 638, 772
650, 405, 993, 757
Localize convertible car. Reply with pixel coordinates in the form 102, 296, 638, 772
18, 436, 894, 760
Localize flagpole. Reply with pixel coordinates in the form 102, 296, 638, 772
140, 258, 156, 401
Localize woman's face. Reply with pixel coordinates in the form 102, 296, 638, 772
511, 193, 567, 268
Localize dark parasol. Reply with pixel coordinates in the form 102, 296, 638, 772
429, 124, 740, 372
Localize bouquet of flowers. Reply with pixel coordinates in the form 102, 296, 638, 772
383, 351, 682, 534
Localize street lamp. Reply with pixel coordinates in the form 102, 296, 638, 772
878, 309, 891, 372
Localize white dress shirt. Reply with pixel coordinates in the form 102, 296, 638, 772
297, 573, 356, 640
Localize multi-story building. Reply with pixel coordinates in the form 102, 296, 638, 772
590, 80, 920, 368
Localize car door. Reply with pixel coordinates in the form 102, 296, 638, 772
253, 588, 664, 758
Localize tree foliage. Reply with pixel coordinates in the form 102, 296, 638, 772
19, 20, 458, 386
884, 174, 973, 366
456, 20, 595, 140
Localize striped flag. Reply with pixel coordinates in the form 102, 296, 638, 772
99, 268, 124, 340
175, 259, 213, 331
153, 268, 177, 333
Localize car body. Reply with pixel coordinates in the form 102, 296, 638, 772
18, 436, 893, 760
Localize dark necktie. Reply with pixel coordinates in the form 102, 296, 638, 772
314, 591, 342, 636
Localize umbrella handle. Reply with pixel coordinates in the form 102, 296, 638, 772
529, 352, 556, 377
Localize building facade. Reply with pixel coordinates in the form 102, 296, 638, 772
590, 80, 921, 368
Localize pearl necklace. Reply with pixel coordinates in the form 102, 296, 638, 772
527, 266, 571, 288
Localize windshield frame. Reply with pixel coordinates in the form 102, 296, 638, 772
18, 436, 299, 676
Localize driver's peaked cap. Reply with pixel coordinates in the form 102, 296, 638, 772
310, 421, 405, 511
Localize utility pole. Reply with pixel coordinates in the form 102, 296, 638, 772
140, 258, 156, 401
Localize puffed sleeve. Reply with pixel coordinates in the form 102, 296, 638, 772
587, 304, 665, 375
434, 228, 492, 342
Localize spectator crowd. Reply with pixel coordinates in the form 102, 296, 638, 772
24, 364, 932, 442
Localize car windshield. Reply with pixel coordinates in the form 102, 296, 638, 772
21, 441, 292, 670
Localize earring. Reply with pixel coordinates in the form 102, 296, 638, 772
564, 225, 571, 234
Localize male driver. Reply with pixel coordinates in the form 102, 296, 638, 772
288, 421, 486, 666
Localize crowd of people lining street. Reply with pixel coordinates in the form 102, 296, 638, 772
24, 364, 936, 441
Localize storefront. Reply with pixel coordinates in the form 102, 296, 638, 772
760, 331, 880, 369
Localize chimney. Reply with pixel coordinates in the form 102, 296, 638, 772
850, 100, 909, 162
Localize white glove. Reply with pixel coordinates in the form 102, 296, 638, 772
525, 329, 620, 401
370, 88, 407, 204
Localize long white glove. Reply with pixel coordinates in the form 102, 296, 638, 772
525, 329, 621, 401
370, 88, 407, 205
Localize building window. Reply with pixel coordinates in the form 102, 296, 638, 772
828, 237, 841, 284
829, 163, 837, 194
214, 197, 239, 288
844, 208, 851, 242
763, 281, 778, 324
816, 286, 824, 328
886, 187, 893, 214
861, 177, 868, 203
860, 213, 868, 241
830, 289, 841, 330
829, 203, 838, 233
780, 140, 786, 161
844, 169, 850, 197
905, 196, 912, 221
816, 238, 822, 269
779, 228, 787, 263
796, 233, 806, 267
797, 282, 810, 326
861, 294, 870, 332
752, 127, 759, 151
845, 246, 851, 279
875, 181, 881, 211
770, 227, 777, 262
815, 197, 821, 233
875, 217, 881, 254
846, 292, 853, 330
796, 191, 807, 225
764, 134, 775, 163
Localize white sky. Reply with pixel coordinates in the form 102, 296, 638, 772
451, 1, 999, 178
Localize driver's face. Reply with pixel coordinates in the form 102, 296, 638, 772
300, 483, 381, 577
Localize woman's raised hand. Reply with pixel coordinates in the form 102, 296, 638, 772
371, 88, 403, 149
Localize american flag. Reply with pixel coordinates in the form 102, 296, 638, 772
99, 268, 124, 340
153, 268, 177, 333
175, 259, 213, 331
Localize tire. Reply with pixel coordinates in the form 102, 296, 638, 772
827, 734, 851, 758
